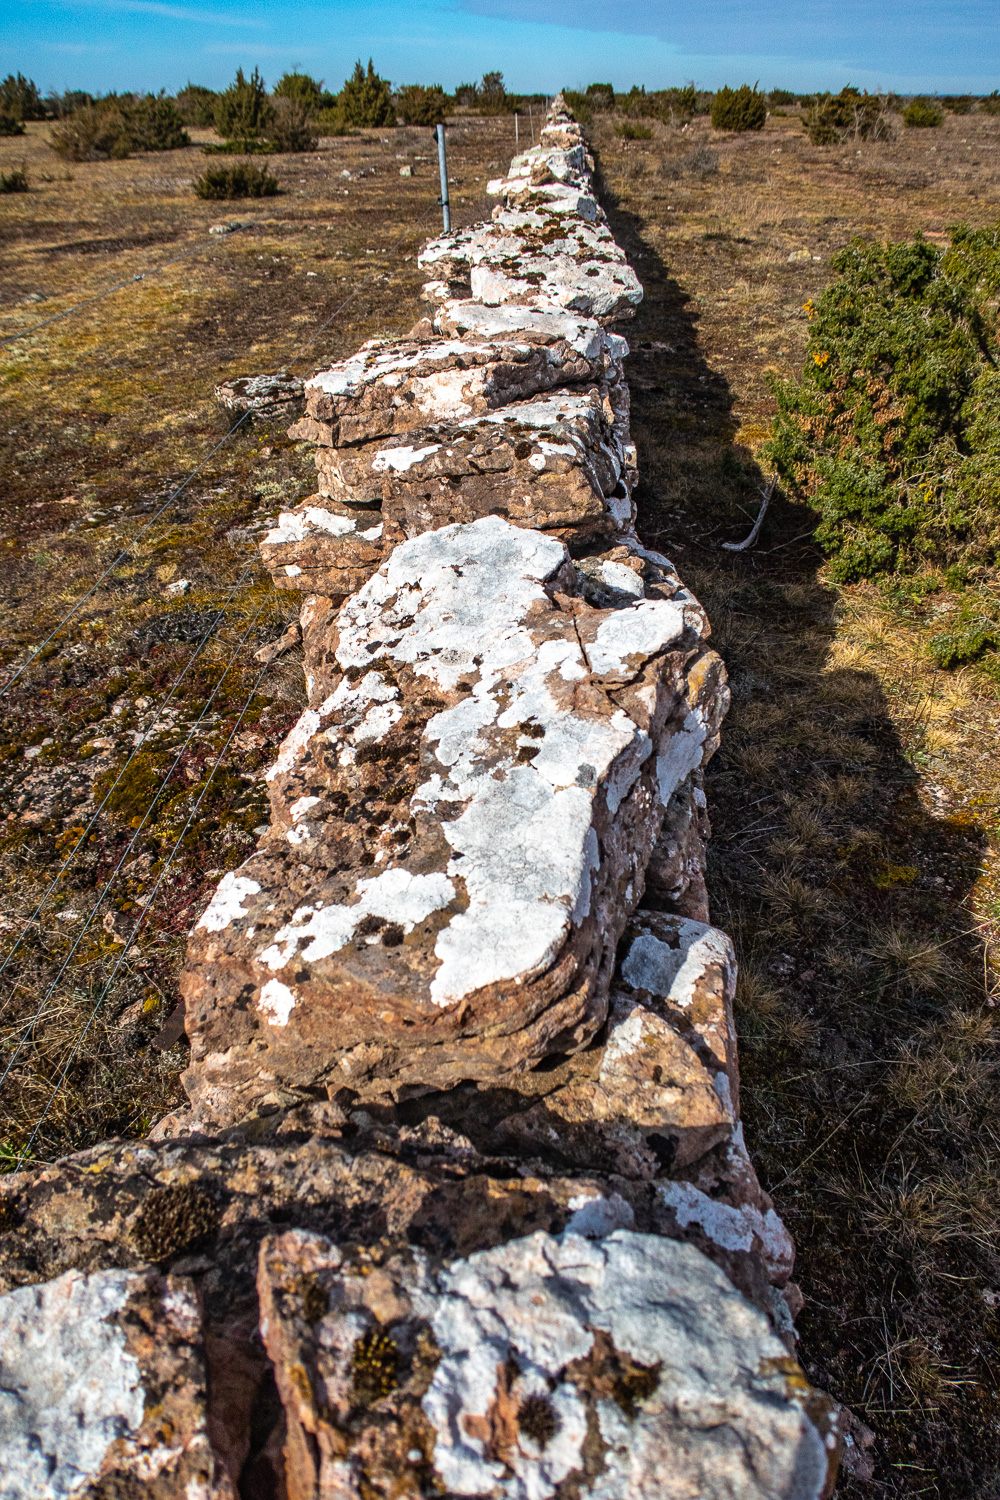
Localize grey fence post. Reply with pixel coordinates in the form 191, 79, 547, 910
435, 123, 451, 233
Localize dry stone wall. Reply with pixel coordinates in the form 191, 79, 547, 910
0, 100, 854, 1500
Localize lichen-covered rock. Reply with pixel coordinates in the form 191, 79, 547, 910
258, 496, 385, 597
294, 333, 615, 447
419, 218, 643, 322
215, 369, 303, 419
255, 1227, 837, 1500
0, 1266, 234, 1500
305, 390, 635, 565
181, 516, 724, 1118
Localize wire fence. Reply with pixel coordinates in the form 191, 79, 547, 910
0, 191, 440, 1162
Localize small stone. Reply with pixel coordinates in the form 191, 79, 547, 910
399, 165, 412, 177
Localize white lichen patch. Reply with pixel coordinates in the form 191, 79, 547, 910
414, 1230, 829, 1500
258, 868, 455, 971
0, 1269, 145, 1500
657, 1181, 795, 1281
258, 977, 297, 1026
265, 507, 359, 545
196, 873, 261, 933
620, 920, 734, 1010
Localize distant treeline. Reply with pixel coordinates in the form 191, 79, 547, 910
0, 65, 553, 158
3, 66, 999, 158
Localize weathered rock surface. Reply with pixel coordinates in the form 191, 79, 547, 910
0, 1266, 234, 1499
255, 1226, 837, 1500
293, 333, 614, 448
215, 370, 304, 420
181, 516, 725, 1119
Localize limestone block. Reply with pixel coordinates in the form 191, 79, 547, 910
0, 1267, 234, 1500
181, 517, 722, 1119
312, 390, 635, 547
258, 496, 386, 597
255, 1227, 837, 1500
296, 334, 614, 445
431, 300, 624, 357
214, 369, 303, 420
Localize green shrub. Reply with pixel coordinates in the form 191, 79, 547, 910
0, 109, 25, 137
312, 105, 349, 136
272, 71, 326, 111
710, 84, 767, 132
0, 165, 29, 193
769, 88, 797, 107
125, 92, 189, 151
477, 71, 508, 116
454, 81, 479, 107
941, 95, 973, 115
47, 93, 189, 159
763, 226, 1000, 581
903, 96, 944, 128
981, 92, 1000, 116
340, 59, 395, 127
45, 89, 92, 118
215, 67, 275, 147
396, 83, 449, 125
269, 97, 317, 152
561, 91, 592, 126
803, 85, 891, 145
175, 84, 217, 126
0, 73, 45, 121
585, 82, 615, 111
193, 161, 279, 198
618, 85, 653, 119
48, 103, 132, 160
617, 121, 653, 140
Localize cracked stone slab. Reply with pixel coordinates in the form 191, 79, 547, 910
0, 1266, 234, 1500
294, 333, 614, 447
258, 495, 386, 597
181, 516, 722, 1117
308, 390, 635, 562
255, 1227, 837, 1500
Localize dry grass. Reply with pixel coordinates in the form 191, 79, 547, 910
594, 102, 1000, 1496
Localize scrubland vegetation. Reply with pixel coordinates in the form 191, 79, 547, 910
2, 62, 1000, 1496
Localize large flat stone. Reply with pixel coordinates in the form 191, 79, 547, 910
296, 332, 615, 447
255, 1226, 836, 1500
181, 517, 724, 1118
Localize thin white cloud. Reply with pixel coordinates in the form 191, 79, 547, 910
58, 0, 269, 28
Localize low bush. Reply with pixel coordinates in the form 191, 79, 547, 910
193, 162, 279, 199
45, 89, 92, 119
617, 121, 653, 140
561, 91, 592, 126
942, 95, 973, 114
269, 97, 317, 152
396, 83, 449, 125
711, 84, 767, 132
584, 82, 615, 111
0, 109, 25, 137
0, 166, 29, 193
0, 73, 45, 122
339, 59, 395, 127
272, 72, 327, 111
982, 92, 1000, 115
903, 96, 944, 128
175, 83, 217, 126
764, 225, 1000, 581
663, 145, 719, 178
312, 105, 349, 136
215, 68, 274, 148
769, 88, 797, 107
803, 85, 892, 145
47, 92, 189, 159
453, 81, 479, 107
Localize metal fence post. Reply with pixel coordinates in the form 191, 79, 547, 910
435, 123, 451, 233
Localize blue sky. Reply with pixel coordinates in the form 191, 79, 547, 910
3, 0, 998, 97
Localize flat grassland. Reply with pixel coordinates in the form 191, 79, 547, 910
3, 105, 1000, 1496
